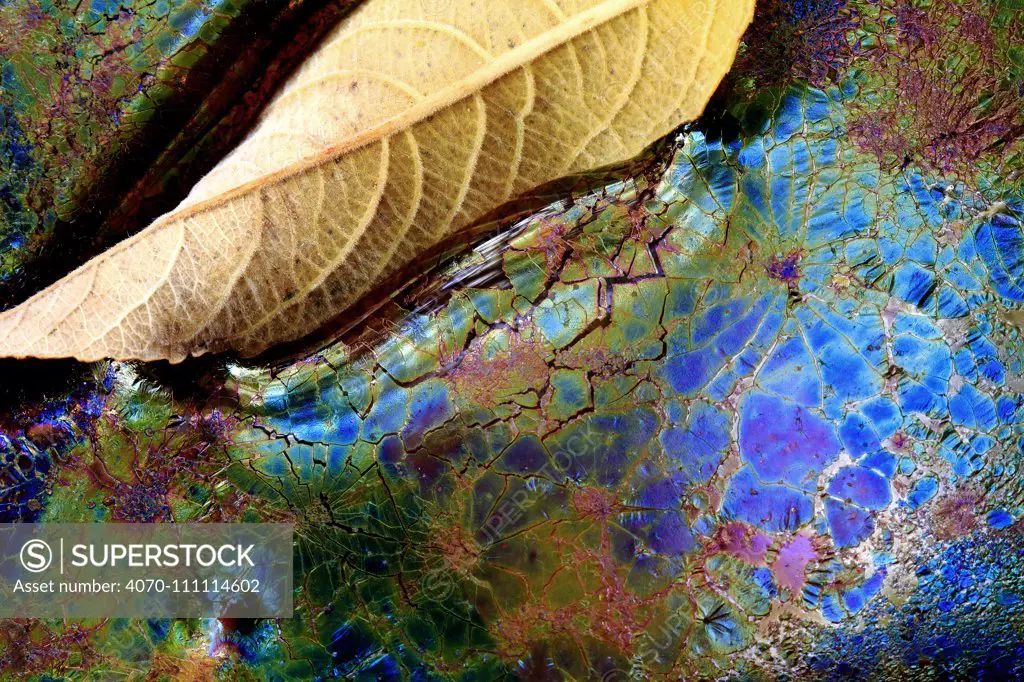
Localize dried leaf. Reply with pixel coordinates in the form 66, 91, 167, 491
0, 0, 754, 362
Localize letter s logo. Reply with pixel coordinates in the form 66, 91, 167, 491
20, 539, 52, 573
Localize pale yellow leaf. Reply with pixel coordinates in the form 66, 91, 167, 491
0, 0, 754, 362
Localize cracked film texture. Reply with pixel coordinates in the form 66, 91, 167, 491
0, 0, 1023, 679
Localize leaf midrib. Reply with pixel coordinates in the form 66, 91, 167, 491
6, 0, 656, 347
152, 0, 652, 228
